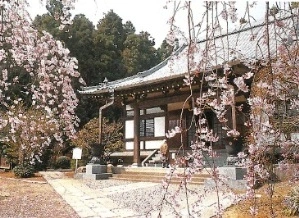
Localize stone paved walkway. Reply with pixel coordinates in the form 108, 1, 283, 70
40, 171, 237, 218
40, 171, 150, 218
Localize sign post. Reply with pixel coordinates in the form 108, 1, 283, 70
72, 147, 82, 173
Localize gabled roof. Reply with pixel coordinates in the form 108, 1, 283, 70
79, 16, 295, 95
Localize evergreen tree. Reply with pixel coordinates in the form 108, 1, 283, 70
64, 14, 95, 86
123, 21, 136, 35
93, 10, 126, 81
64, 14, 99, 126
122, 31, 160, 76
157, 39, 174, 61
33, 14, 60, 38
46, 0, 63, 17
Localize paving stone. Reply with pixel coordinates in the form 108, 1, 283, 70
95, 198, 119, 209
111, 208, 140, 217
82, 199, 99, 208
68, 200, 85, 208
100, 182, 158, 195
89, 207, 117, 217
51, 184, 66, 193
76, 207, 97, 218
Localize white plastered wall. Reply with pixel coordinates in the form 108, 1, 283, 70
154, 116, 165, 137
125, 120, 134, 139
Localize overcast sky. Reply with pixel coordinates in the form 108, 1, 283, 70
28, 1, 275, 48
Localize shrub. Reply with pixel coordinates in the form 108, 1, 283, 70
70, 159, 88, 170
13, 164, 35, 178
32, 149, 53, 171
283, 186, 299, 216
71, 117, 124, 153
55, 156, 70, 169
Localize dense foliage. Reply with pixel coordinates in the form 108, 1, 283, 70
71, 117, 124, 154
55, 156, 71, 169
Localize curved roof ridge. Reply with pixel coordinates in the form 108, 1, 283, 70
137, 44, 187, 77
95, 44, 187, 88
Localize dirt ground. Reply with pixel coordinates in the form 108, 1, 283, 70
223, 180, 299, 218
0, 170, 298, 218
0, 171, 79, 218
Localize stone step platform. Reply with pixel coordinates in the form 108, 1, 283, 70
146, 163, 163, 167
109, 167, 210, 185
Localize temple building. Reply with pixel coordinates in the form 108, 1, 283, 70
79, 16, 297, 166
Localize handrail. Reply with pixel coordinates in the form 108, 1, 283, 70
142, 149, 159, 167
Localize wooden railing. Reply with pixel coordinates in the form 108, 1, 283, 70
141, 149, 159, 166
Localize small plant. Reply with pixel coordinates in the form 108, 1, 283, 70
13, 164, 35, 178
55, 156, 70, 169
283, 186, 299, 216
70, 159, 88, 170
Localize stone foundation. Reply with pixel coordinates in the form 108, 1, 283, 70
205, 166, 247, 191
83, 164, 112, 180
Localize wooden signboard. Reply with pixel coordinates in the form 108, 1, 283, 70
72, 147, 82, 173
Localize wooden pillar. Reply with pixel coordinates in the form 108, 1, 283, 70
133, 103, 141, 166
164, 105, 172, 163
164, 105, 169, 141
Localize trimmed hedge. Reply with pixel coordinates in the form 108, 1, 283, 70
13, 164, 35, 178
55, 156, 70, 169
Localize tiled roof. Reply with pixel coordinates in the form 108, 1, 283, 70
79, 16, 295, 95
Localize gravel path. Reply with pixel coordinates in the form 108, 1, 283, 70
82, 179, 219, 217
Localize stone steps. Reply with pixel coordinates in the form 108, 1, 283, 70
147, 152, 163, 165
110, 175, 206, 185
145, 163, 163, 167
109, 167, 210, 185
